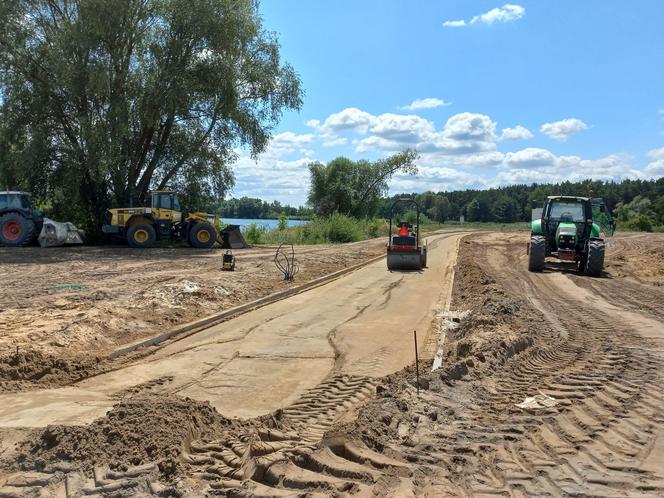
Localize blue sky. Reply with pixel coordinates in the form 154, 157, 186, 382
232, 1, 664, 206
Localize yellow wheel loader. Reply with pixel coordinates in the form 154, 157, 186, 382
102, 190, 246, 249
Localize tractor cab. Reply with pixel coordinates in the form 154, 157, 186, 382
542, 197, 591, 254
0, 191, 34, 211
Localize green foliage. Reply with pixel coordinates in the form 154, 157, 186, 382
242, 223, 267, 244
277, 212, 288, 231
383, 177, 664, 232
621, 214, 653, 232
261, 215, 389, 245
307, 150, 418, 218
465, 199, 481, 222
614, 195, 660, 232
493, 196, 519, 223
401, 210, 431, 225
0, 0, 302, 230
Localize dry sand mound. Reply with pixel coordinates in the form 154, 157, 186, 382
15, 395, 229, 475
0, 350, 103, 392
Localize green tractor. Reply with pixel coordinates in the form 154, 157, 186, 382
528, 196, 615, 277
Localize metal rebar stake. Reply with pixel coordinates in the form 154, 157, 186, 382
414, 330, 420, 395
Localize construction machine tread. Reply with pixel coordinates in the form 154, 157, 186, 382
0, 212, 36, 247
189, 222, 217, 249
585, 239, 605, 277
127, 222, 156, 249
528, 235, 545, 272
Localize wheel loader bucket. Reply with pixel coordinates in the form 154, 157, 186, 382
387, 249, 423, 271
38, 218, 84, 247
219, 224, 247, 249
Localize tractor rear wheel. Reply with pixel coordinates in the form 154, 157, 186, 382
584, 239, 605, 277
189, 223, 216, 249
528, 235, 546, 272
0, 212, 36, 247
127, 222, 156, 248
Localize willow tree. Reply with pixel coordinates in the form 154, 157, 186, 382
307, 149, 419, 218
0, 0, 302, 228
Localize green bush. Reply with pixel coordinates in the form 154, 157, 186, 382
243, 223, 267, 244
620, 214, 654, 232
277, 212, 288, 231
321, 213, 364, 243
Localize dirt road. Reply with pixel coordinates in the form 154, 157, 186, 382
1, 231, 662, 497
0, 239, 386, 364
0, 232, 463, 427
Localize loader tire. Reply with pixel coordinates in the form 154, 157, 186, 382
127, 222, 156, 248
189, 223, 216, 249
528, 235, 545, 272
0, 212, 36, 247
584, 239, 605, 277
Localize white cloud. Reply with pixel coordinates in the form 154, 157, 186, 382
493, 168, 560, 186
431, 112, 498, 153
370, 113, 435, 142
400, 97, 451, 111
228, 106, 655, 205
503, 148, 557, 169
645, 147, 664, 178
645, 160, 664, 178
499, 150, 643, 184
390, 167, 486, 194
270, 131, 315, 151
471, 4, 525, 25
540, 118, 588, 141
322, 136, 348, 148
352, 111, 498, 156
445, 4, 525, 28
647, 146, 664, 160
314, 107, 376, 134
501, 125, 534, 141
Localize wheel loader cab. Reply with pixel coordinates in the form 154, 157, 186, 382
147, 190, 182, 239
151, 191, 180, 212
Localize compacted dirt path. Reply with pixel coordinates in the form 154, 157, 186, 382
0, 232, 464, 427
1, 231, 662, 497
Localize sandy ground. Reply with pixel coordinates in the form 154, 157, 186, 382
0, 231, 464, 427
0, 231, 662, 497
0, 240, 386, 390
0, 241, 386, 357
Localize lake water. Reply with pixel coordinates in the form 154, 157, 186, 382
223, 218, 309, 230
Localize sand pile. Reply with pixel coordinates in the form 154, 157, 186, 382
15, 395, 230, 475
0, 349, 103, 391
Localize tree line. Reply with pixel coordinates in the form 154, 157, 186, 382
303, 150, 664, 230
217, 197, 311, 220
381, 178, 664, 230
